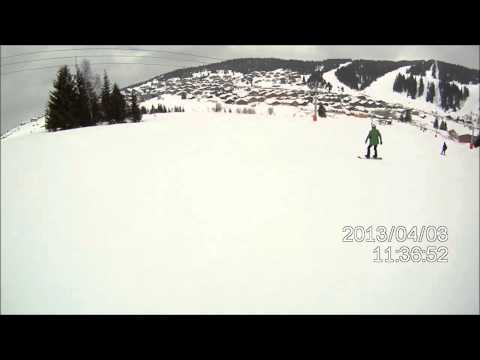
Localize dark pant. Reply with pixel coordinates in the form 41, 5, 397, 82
441, 149, 446, 155
366, 144, 378, 158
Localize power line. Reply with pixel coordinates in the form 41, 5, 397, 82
2, 54, 213, 67
1, 62, 189, 76
0, 47, 225, 61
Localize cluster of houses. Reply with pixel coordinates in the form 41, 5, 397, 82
122, 69, 308, 106
121, 68, 479, 145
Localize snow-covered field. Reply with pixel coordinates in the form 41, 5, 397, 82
1, 112, 478, 314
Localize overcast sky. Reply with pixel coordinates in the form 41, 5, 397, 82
1, 45, 479, 134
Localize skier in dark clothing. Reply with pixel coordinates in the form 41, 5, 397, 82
474, 135, 480, 148
365, 123, 382, 158
441, 142, 447, 155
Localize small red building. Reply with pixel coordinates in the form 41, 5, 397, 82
457, 134, 473, 143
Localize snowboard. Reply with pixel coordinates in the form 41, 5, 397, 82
358, 156, 382, 160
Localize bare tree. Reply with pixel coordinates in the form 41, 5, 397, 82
80, 60, 102, 96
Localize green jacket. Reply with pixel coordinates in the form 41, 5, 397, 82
366, 128, 382, 145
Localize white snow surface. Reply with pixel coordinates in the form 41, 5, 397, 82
1, 117, 46, 140
1, 113, 478, 314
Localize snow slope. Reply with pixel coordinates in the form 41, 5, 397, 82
323, 62, 479, 117
1, 113, 478, 314
322, 62, 358, 95
1, 117, 46, 140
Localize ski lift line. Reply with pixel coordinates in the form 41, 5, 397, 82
1, 62, 188, 76
1, 54, 214, 67
0, 47, 225, 61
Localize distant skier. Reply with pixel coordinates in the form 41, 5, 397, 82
441, 141, 447, 155
365, 123, 382, 158
474, 135, 480, 148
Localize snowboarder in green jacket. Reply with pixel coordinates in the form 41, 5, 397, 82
365, 123, 382, 158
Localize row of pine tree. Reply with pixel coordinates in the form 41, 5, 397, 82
45, 61, 142, 132
142, 104, 185, 114
433, 118, 448, 131
392, 73, 469, 111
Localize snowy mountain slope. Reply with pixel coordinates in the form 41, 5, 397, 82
1, 116, 46, 140
1, 112, 478, 314
121, 58, 479, 126
364, 62, 479, 116
322, 61, 357, 95
320, 62, 479, 118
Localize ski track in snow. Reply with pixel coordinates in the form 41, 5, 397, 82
1, 112, 478, 314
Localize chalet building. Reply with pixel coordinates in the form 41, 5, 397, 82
355, 113, 369, 118
458, 134, 473, 143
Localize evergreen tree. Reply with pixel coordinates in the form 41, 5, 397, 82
440, 120, 448, 131
426, 82, 435, 103
393, 73, 405, 92
439, 80, 447, 109
90, 92, 101, 125
101, 71, 112, 122
110, 84, 126, 123
150, 105, 156, 114
433, 117, 439, 129
418, 77, 425, 97
404, 109, 412, 122
393, 74, 399, 92
130, 91, 142, 122
45, 66, 77, 131
407, 74, 417, 99
317, 103, 327, 118
73, 67, 92, 127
